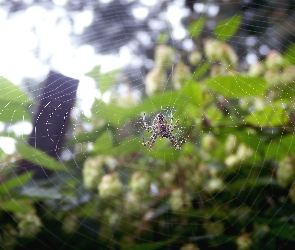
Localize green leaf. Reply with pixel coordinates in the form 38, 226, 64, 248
92, 92, 188, 126
0, 172, 33, 194
245, 105, 288, 126
204, 75, 267, 98
214, 15, 242, 40
92, 100, 126, 125
132, 91, 188, 117
19, 186, 62, 200
182, 81, 203, 106
0, 199, 32, 213
0, 100, 32, 122
66, 124, 108, 146
112, 136, 142, 155
15, 143, 66, 171
270, 220, 295, 240
0, 76, 33, 104
188, 18, 206, 38
192, 61, 210, 80
148, 148, 181, 161
86, 66, 120, 94
265, 135, 295, 160
92, 130, 113, 153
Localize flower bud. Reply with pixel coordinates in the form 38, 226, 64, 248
277, 156, 295, 188
180, 243, 200, 250
202, 134, 218, 151
104, 209, 120, 226
168, 188, 191, 213
161, 170, 175, 188
98, 172, 123, 199
82, 156, 105, 190
124, 192, 141, 214
248, 61, 264, 77
18, 213, 42, 238
130, 171, 150, 194
172, 61, 191, 90
224, 154, 241, 168
1, 224, 18, 249
253, 97, 267, 110
204, 39, 222, 62
204, 39, 237, 69
219, 43, 238, 69
206, 177, 224, 193
264, 69, 281, 86
145, 67, 167, 96
188, 50, 202, 66
265, 50, 285, 70
236, 233, 252, 250
281, 65, 295, 85
62, 214, 79, 234
154, 45, 175, 68
236, 144, 253, 159
225, 134, 238, 153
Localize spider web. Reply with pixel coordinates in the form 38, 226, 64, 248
1, 0, 295, 249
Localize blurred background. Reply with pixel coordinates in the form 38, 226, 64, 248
1, 0, 295, 249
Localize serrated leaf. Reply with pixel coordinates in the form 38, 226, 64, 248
214, 15, 242, 40
16, 143, 66, 171
0, 76, 33, 104
245, 105, 288, 126
0, 199, 33, 213
204, 75, 267, 98
188, 18, 206, 38
0, 172, 33, 194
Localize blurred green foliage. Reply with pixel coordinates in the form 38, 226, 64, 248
1, 16, 295, 250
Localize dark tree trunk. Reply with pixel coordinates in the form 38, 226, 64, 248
18, 71, 79, 179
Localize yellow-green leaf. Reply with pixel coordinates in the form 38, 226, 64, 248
204, 75, 267, 98
188, 18, 206, 38
16, 143, 66, 171
214, 15, 242, 40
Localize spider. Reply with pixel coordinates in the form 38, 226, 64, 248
141, 111, 189, 151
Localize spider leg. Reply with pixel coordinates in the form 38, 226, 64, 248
168, 132, 189, 150
169, 110, 180, 132
142, 134, 157, 151
141, 113, 152, 132
170, 119, 179, 132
